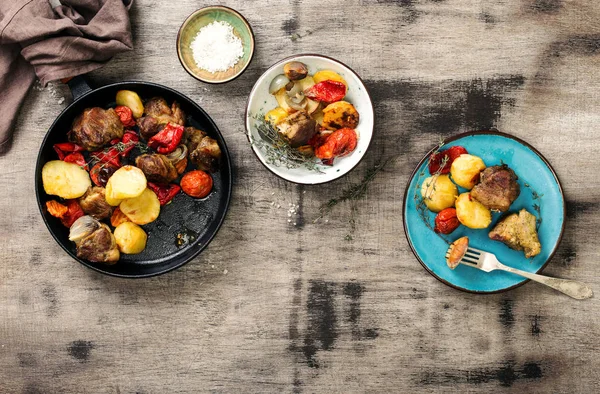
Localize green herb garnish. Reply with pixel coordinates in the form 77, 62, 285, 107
250, 114, 324, 173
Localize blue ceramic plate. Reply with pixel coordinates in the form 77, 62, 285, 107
403, 131, 565, 293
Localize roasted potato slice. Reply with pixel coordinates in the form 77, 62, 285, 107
104, 179, 122, 206
450, 154, 486, 189
455, 192, 492, 229
114, 222, 147, 254
119, 188, 160, 225
109, 165, 147, 200
42, 160, 91, 199
116, 90, 144, 118
313, 70, 347, 87
420, 174, 458, 213
322, 101, 359, 130
265, 107, 289, 125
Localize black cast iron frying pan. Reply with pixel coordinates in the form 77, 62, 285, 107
35, 77, 232, 278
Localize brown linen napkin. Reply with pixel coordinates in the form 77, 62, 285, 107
0, 0, 134, 154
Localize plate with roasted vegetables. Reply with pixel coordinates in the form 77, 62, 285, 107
403, 130, 565, 293
35, 78, 232, 277
245, 54, 374, 184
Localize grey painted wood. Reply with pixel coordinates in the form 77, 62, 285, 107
1, 0, 599, 392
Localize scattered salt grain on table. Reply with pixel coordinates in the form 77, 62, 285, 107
190, 21, 243, 73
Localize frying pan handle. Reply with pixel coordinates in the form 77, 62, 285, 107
64, 75, 93, 101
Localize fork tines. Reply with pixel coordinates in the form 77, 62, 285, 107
460, 247, 481, 265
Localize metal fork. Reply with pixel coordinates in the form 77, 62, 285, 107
458, 247, 593, 299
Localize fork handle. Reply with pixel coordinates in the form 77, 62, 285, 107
498, 263, 594, 300
496, 263, 593, 300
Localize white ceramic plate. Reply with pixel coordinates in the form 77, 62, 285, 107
245, 54, 374, 184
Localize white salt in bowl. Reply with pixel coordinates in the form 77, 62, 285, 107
245, 54, 374, 184
177, 6, 254, 83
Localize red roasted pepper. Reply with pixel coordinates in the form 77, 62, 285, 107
120, 132, 139, 157
53, 142, 84, 160
60, 199, 85, 228
148, 123, 184, 154
429, 146, 468, 175
307, 133, 328, 149
147, 182, 181, 205
63, 152, 88, 170
91, 147, 121, 168
304, 80, 347, 103
314, 128, 358, 160
115, 105, 136, 127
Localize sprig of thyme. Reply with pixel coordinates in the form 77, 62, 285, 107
314, 156, 396, 240
250, 114, 324, 173
412, 139, 452, 244
315, 157, 393, 221
523, 182, 543, 230
86, 139, 149, 170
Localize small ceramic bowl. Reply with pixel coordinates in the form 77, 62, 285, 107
177, 6, 254, 84
245, 54, 374, 184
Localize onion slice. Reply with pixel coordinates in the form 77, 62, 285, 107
69, 215, 100, 243
269, 74, 290, 94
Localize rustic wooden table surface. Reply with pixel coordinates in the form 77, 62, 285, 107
2, 0, 600, 393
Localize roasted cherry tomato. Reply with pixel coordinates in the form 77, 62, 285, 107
115, 105, 136, 127
53, 142, 83, 160
314, 128, 358, 160
180, 170, 213, 198
91, 147, 121, 168
304, 80, 346, 103
120, 132, 139, 157
63, 152, 87, 170
61, 199, 84, 228
90, 162, 119, 187
434, 207, 460, 234
147, 182, 181, 205
429, 146, 468, 175
148, 123, 184, 154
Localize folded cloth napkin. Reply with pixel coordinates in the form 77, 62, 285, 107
0, 0, 133, 154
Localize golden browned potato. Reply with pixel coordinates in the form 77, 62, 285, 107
109, 165, 147, 200
42, 160, 91, 199
119, 188, 160, 225
114, 222, 147, 254
322, 101, 359, 130
116, 90, 144, 118
450, 154, 486, 189
421, 174, 458, 212
313, 70, 347, 87
104, 179, 122, 206
265, 107, 288, 125
455, 192, 492, 229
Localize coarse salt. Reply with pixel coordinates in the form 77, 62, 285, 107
190, 21, 243, 73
